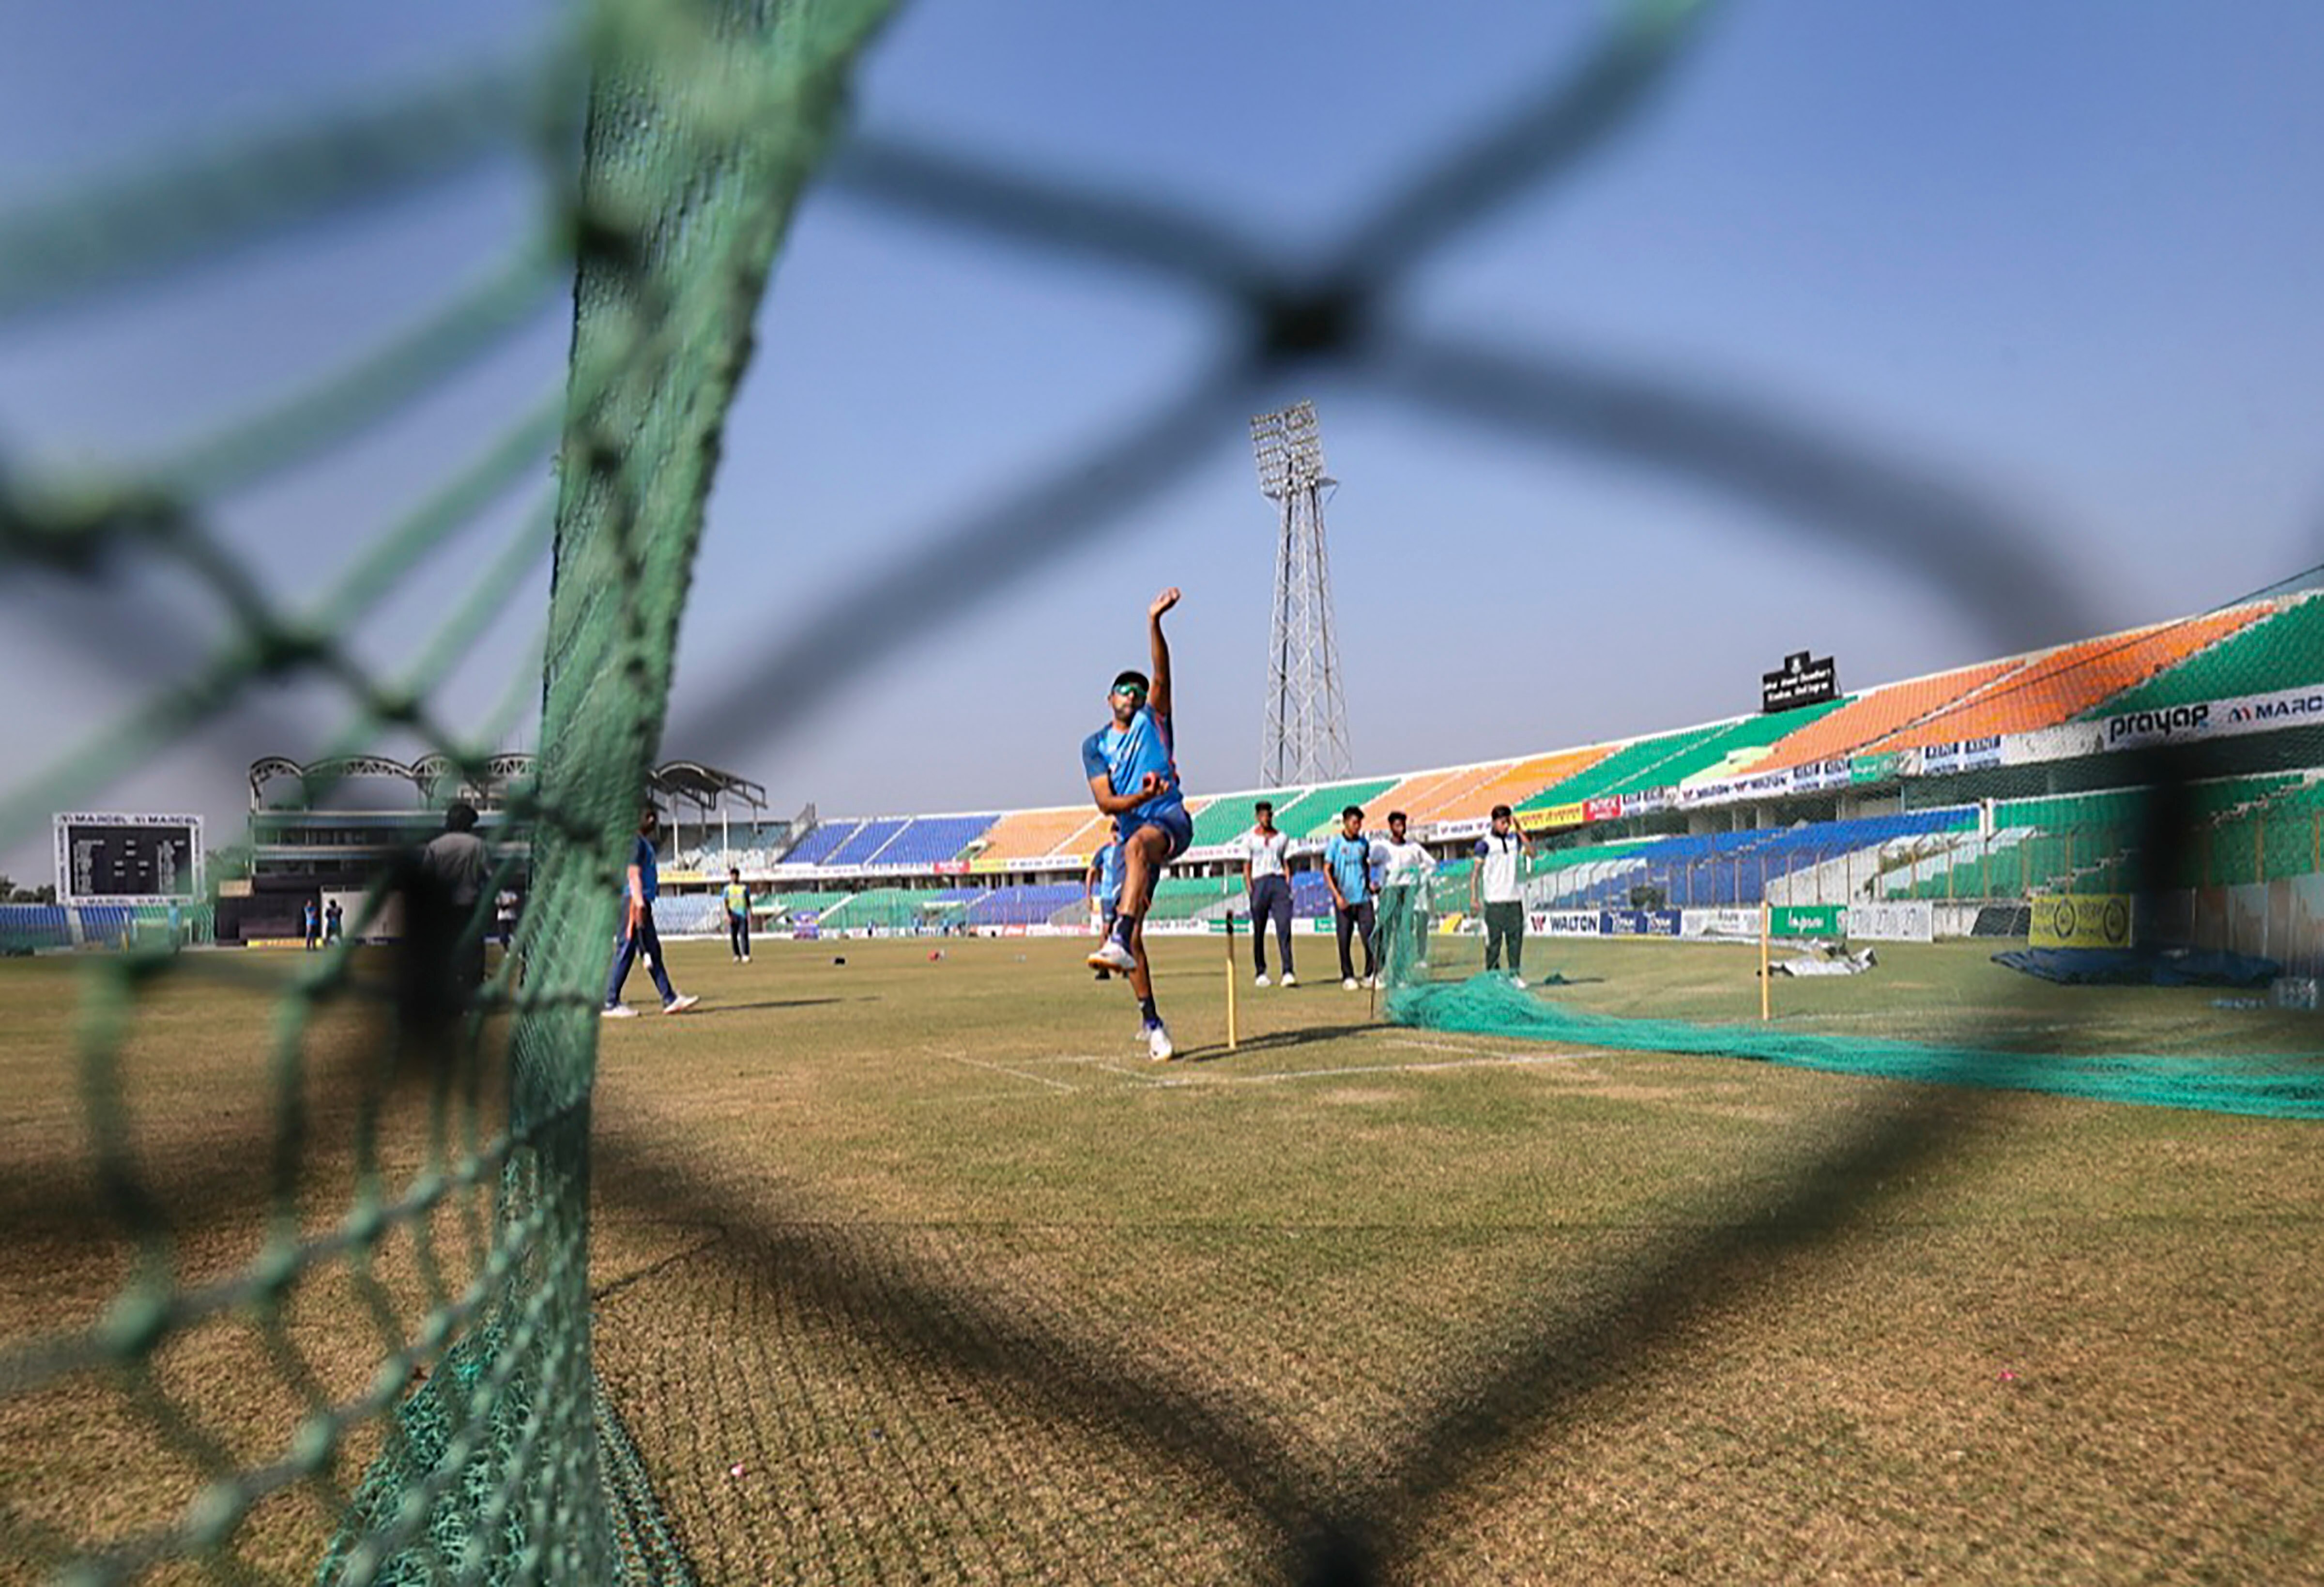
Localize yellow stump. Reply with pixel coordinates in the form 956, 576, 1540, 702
1759, 900, 1772, 1023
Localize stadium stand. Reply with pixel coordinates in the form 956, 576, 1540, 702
0, 906, 74, 953
1188, 789, 1301, 849
1266, 778, 1402, 838
1866, 608, 2266, 751
964, 883, 1085, 927
972, 807, 1110, 864
1424, 747, 1609, 824
1518, 724, 1729, 812
864, 814, 998, 867
1525, 839, 1657, 907
813, 888, 932, 931
780, 818, 865, 867
769, 890, 853, 920
1289, 871, 1336, 919
1363, 765, 1495, 822
1142, 875, 1243, 921
1742, 662, 2023, 775
1543, 810, 1976, 909
2082, 593, 2324, 717
1665, 703, 1852, 787
821, 817, 909, 868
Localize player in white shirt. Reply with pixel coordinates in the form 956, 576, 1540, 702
1468, 802, 1535, 987
1241, 800, 1295, 986
1374, 810, 1436, 982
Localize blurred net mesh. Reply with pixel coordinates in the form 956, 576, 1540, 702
0, 0, 899, 1579
0, 0, 2319, 1582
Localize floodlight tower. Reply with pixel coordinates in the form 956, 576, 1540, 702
1250, 401, 1350, 786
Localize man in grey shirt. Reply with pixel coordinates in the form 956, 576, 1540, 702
418, 801, 493, 995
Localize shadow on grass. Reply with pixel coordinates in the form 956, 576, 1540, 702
683, 996, 856, 1016
1174, 1023, 1385, 1065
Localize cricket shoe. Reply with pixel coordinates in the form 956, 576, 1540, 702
662, 993, 700, 1014
1254, 973, 1270, 987
601, 1003, 638, 1019
1281, 971, 1298, 987
1143, 1020, 1176, 1062
1087, 938, 1136, 973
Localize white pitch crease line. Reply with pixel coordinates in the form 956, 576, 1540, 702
948, 1055, 1077, 1092
1092, 1062, 1193, 1086
1208, 1051, 1583, 1085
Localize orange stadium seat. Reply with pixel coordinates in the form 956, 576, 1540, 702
1744, 660, 2021, 775
1418, 747, 1609, 825
1361, 765, 1484, 821
1866, 609, 2267, 752
974, 806, 1110, 863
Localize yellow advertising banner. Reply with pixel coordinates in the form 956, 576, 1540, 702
2029, 892, 2133, 950
1521, 803, 1585, 832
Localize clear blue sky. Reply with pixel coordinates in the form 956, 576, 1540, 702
4, 1, 2322, 883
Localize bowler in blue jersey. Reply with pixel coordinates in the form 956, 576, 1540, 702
1081, 585, 1192, 1060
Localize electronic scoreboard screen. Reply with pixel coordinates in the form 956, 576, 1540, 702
53, 813, 204, 905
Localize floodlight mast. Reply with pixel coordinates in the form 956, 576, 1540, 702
1249, 401, 1350, 788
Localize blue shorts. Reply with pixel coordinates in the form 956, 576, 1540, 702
1119, 805, 1193, 863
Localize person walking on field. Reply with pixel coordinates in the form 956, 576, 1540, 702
723, 867, 752, 962
602, 804, 700, 1017
1241, 799, 1296, 987
1324, 805, 1378, 989
1374, 810, 1436, 982
1470, 802, 1535, 987
1082, 586, 1193, 1061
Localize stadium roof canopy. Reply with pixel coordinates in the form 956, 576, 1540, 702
248, 755, 765, 813
648, 760, 765, 814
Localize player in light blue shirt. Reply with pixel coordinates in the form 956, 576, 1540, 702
1080, 586, 1193, 1059
1322, 805, 1379, 986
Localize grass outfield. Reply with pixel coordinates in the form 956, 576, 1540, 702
3, 932, 2321, 1582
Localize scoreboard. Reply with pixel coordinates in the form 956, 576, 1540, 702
53, 813, 204, 905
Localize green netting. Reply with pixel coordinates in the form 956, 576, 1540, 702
0, 0, 901, 1580
1383, 972, 2324, 1120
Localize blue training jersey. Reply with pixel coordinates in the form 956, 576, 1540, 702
1324, 832, 1372, 900
1081, 705, 1185, 829
627, 833, 660, 902
1096, 843, 1124, 905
